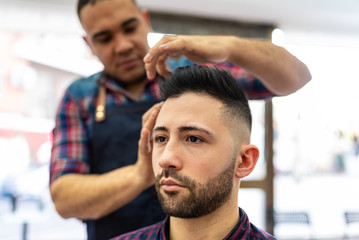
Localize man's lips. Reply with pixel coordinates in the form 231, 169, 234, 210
160, 179, 186, 192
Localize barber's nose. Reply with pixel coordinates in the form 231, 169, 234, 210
158, 139, 183, 171
114, 35, 134, 54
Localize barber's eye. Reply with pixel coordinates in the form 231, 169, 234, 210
124, 22, 138, 34
124, 26, 136, 33
96, 36, 112, 44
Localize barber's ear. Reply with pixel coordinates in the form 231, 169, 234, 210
141, 9, 152, 32
235, 145, 259, 179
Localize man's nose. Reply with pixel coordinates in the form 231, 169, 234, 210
158, 139, 183, 171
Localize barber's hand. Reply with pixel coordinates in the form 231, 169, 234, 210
144, 35, 234, 79
135, 102, 163, 188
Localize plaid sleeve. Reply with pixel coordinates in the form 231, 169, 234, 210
206, 62, 276, 100
49, 89, 90, 185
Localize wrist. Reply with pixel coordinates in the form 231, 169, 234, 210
227, 36, 244, 64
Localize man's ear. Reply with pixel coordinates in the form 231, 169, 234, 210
83, 35, 96, 55
235, 144, 259, 179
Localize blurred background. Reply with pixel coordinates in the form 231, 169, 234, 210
1, 0, 359, 239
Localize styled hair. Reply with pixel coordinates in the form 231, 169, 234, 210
160, 65, 252, 131
77, 0, 137, 19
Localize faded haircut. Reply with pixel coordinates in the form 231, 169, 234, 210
159, 65, 252, 132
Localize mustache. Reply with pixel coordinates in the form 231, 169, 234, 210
155, 169, 195, 189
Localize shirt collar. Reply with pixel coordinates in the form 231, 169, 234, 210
162, 216, 170, 240
162, 208, 250, 240
97, 72, 161, 101
224, 208, 249, 239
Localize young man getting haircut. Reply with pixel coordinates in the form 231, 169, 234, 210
113, 65, 276, 239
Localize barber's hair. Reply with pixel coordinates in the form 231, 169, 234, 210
160, 65, 252, 131
77, 0, 137, 19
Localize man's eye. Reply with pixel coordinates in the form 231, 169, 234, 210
155, 136, 167, 143
187, 136, 202, 143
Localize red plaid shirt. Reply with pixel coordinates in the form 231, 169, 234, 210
111, 208, 277, 240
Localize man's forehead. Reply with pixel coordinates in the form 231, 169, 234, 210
156, 93, 224, 128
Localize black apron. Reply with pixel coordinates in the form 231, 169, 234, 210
86, 97, 165, 240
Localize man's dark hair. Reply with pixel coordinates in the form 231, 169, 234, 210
77, 0, 137, 19
160, 65, 252, 131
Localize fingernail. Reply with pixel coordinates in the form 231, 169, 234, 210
144, 53, 152, 62
146, 71, 153, 80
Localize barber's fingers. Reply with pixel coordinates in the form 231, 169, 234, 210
156, 36, 190, 55
145, 52, 172, 79
138, 128, 151, 154
155, 53, 172, 79
142, 102, 163, 126
139, 114, 156, 155
137, 128, 155, 187
144, 35, 179, 79
141, 104, 161, 153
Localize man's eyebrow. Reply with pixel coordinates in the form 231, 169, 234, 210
92, 18, 139, 40
178, 126, 214, 139
153, 125, 214, 138
153, 126, 168, 133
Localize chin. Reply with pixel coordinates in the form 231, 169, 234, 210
118, 69, 146, 83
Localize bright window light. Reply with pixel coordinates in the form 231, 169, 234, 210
147, 32, 165, 47
272, 28, 285, 47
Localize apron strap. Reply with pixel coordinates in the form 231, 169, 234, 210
95, 85, 106, 122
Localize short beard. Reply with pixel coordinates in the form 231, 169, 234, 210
155, 158, 236, 218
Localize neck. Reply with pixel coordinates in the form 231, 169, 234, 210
104, 72, 148, 99
124, 80, 147, 99
169, 199, 239, 240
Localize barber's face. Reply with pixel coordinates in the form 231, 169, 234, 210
80, 0, 151, 83
152, 93, 238, 218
